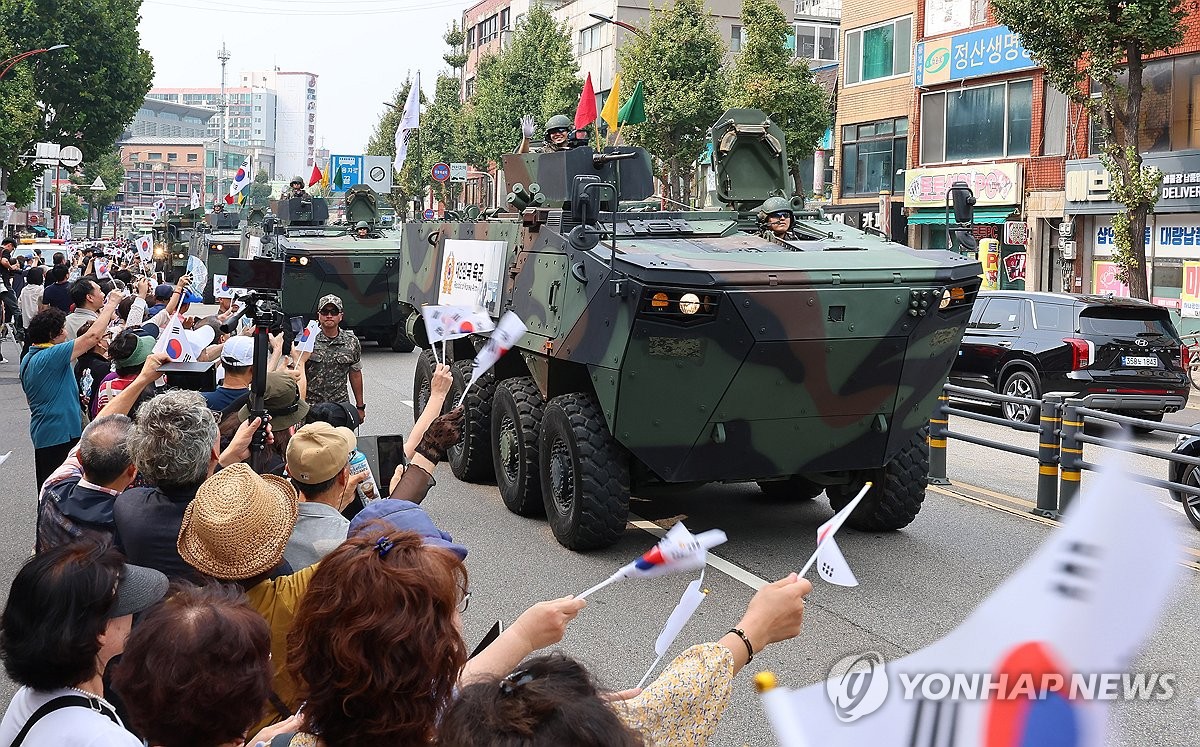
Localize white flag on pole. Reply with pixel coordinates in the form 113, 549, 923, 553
457, 311, 525, 407
227, 155, 252, 203
152, 315, 206, 361
797, 482, 871, 585
394, 72, 421, 173
293, 320, 320, 354
421, 305, 496, 345
134, 234, 153, 263
190, 189, 201, 211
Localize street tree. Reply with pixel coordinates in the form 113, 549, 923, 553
58, 192, 87, 223
467, 3, 581, 165
725, 0, 830, 196
420, 74, 469, 207
616, 0, 727, 205
248, 169, 272, 209
366, 74, 427, 218
3, 0, 153, 201
66, 147, 125, 232
991, 0, 1186, 300
0, 28, 40, 206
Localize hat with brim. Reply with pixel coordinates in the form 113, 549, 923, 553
177, 463, 299, 581
115, 335, 154, 370
348, 499, 468, 559
238, 371, 310, 431
111, 563, 168, 617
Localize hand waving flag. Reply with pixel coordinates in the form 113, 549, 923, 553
577, 521, 728, 599
456, 311, 525, 407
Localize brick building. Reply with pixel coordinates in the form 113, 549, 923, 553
1064, 9, 1200, 326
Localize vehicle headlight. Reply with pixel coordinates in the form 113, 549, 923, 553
299, 256, 309, 266
679, 292, 701, 315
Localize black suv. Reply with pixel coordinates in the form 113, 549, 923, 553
949, 292, 1190, 423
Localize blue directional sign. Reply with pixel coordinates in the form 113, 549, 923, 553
423, 208, 435, 219
330, 154, 363, 194
432, 163, 450, 183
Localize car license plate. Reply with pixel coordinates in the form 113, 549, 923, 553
1122, 356, 1159, 367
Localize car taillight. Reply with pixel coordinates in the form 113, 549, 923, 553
1064, 337, 1094, 370
1183, 343, 1191, 370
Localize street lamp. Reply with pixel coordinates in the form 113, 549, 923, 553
587, 13, 644, 36
0, 44, 67, 80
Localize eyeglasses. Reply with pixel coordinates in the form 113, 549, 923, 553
457, 591, 471, 614
768, 211, 792, 221
319, 308, 340, 316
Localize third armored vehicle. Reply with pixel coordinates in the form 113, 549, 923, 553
190, 209, 243, 302
395, 109, 982, 550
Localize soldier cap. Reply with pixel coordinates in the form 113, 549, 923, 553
317, 293, 343, 312
545, 114, 572, 133
760, 196, 794, 216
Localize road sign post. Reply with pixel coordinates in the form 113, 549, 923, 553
423, 208, 435, 220
432, 163, 450, 183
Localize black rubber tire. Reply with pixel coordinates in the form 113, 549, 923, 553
390, 325, 416, 353
757, 476, 825, 501
412, 348, 438, 417
491, 377, 546, 516
447, 359, 495, 483
539, 392, 630, 550
1001, 370, 1041, 425
828, 426, 929, 532
1180, 466, 1200, 532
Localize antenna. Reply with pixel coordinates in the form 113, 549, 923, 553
217, 42, 231, 208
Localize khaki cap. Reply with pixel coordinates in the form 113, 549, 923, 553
286, 422, 356, 484
317, 294, 343, 311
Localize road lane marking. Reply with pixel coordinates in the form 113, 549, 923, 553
629, 518, 768, 590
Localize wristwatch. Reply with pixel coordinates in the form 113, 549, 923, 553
356, 403, 366, 411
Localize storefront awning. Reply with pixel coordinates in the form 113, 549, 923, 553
906, 208, 1016, 225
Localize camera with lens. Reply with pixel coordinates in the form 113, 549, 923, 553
224, 257, 286, 334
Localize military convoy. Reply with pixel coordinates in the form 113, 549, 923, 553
390, 109, 983, 550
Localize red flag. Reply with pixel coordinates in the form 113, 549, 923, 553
574, 73, 597, 130
224, 194, 234, 204
308, 164, 322, 187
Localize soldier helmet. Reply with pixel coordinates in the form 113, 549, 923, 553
759, 196, 794, 217
545, 114, 572, 134
355, 221, 369, 230
290, 176, 305, 187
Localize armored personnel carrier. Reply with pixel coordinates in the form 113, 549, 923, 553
152, 210, 202, 282
189, 209, 243, 302
396, 109, 982, 550
254, 186, 414, 351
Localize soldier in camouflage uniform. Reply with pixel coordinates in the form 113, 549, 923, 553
516, 114, 572, 155
757, 196, 800, 240
304, 293, 366, 421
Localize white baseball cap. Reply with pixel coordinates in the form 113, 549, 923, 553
220, 336, 255, 367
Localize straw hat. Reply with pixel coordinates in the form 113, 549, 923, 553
177, 463, 299, 581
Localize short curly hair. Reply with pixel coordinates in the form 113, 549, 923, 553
26, 308, 66, 345
114, 583, 271, 747
287, 530, 469, 745
127, 390, 218, 490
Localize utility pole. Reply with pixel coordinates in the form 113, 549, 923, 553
217, 42, 230, 208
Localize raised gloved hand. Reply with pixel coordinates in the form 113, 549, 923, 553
520, 114, 537, 140
415, 406, 464, 463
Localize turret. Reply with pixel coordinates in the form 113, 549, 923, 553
271, 196, 330, 226
710, 108, 801, 215
344, 184, 380, 225
501, 146, 655, 215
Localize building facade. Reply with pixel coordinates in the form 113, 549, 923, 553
122, 99, 214, 140
242, 70, 319, 181
148, 86, 278, 178
117, 137, 249, 211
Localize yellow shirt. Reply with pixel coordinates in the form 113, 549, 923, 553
615, 642, 735, 746
246, 565, 317, 730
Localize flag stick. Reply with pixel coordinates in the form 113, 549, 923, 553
612, 123, 625, 147
797, 482, 872, 579
441, 337, 447, 366
636, 653, 663, 691
576, 572, 621, 600
456, 380, 472, 410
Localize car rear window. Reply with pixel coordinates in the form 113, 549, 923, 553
1078, 307, 1175, 338
1031, 302, 1072, 332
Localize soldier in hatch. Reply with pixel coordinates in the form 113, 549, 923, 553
354, 221, 370, 239
281, 176, 311, 200
516, 114, 573, 154
757, 196, 801, 240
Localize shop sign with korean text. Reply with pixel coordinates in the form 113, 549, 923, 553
914, 25, 1035, 87
1066, 153, 1200, 214
904, 163, 1023, 208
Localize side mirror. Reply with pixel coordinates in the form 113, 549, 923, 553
950, 181, 976, 224
571, 175, 601, 226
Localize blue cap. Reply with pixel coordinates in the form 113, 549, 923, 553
347, 499, 468, 560
154, 283, 174, 300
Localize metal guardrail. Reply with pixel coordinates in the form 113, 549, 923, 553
930, 384, 1200, 520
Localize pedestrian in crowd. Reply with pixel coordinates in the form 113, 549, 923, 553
112, 583, 302, 747
442, 573, 813, 746
41, 265, 72, 313
281, 423, 365, 571
0, 541, 168, 746
22, 296, 121, 490
230, 371, 310, 476
73, 321, 113, 422
146, 284, 175, 318
64, 278, 105, 339
0, 237, 19, 330
35, 415, 136, 554
19, 266, 44, 337
202, 335, 254, 411
303, 294, 364, 419
51, 251, 65, 267
116, 389, 265, 580
93, 333, 154, 417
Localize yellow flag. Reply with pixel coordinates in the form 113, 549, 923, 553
601, 73, 622, 132
320, 166, 329, 192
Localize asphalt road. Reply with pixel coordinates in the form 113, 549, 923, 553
1, 343, 1198, 746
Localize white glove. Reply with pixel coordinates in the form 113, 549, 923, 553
520, 114, 537, 140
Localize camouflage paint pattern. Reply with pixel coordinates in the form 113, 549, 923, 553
391, 109, 982, 484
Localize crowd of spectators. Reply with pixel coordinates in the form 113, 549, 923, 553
0, 241, 813, 746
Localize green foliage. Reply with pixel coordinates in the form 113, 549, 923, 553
616, 0, 727, 204
366, 74, 428, 207
991, 0, 1185, 298
419, 75, 469, 205
0, 28, 39, 205
59, 191, 87, 222
467, 4, 582, 165
71, 147, 125, 209
443, 22, 468, 70
248, 168, 272, 208
725, 0, 830, 181
2, 0, 154, 203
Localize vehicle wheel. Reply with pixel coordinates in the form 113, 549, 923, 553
539, 392, 630, 550
757, 476, 824, 501
827, 426, 928, 532
447, 360, 494, 483
1180, 465, 1200, 531
412, 348, 438, 417
1001, 370, 1041, 424
1189, 356, 1200, 392
390, 325, 415, 353
492, 377, 545, 516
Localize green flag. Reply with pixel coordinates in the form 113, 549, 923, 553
617, 81, 646, 126
333, 167, 344, 189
